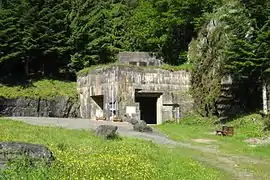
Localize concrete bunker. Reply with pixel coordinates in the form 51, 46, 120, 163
77, 52, 193, 124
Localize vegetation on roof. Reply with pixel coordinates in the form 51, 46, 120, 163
77, 63, 192, 77
76, 63, 116, 77
158, 63, 192, 71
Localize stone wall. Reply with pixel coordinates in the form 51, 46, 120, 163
77, 64, 193, 123
0, 96, 80, 117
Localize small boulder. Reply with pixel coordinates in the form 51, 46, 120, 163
0, 141, 55, 168
133, 120, 153, 133
95, 125, 118, 139
125, 116, 139, 125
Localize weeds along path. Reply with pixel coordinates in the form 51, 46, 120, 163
7, 117, 267, 180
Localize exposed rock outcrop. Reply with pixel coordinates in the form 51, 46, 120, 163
188, 1, 252, 118
0, 96, 80, 118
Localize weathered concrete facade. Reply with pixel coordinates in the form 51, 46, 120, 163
118, 52, 163, 66
77, 52, 193, 124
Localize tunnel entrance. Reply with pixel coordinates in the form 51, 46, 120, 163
135, 92, 162, 124
91, 95, 104, 118
91, 95, 104, 109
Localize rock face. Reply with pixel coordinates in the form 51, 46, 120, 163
95, 125, 118, 139
133, 120, 153, 133
188, 2, 254, 118
0, 96, 80, 118
0, 141, 55, 167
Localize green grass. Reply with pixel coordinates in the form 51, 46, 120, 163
0, 118, 230, 180
157, 114, 270, 158
77, 63, 191, 77
76, 63, 115, 77
241, 162, 270, 180
0, 79, 77, 101
158, 63, 192, 71
156, 114, 270, 180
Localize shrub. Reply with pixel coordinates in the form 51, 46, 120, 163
263, 115, 270, 131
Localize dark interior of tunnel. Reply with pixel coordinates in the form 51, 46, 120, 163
91, 95, 104, 109
135, 96, 157, 124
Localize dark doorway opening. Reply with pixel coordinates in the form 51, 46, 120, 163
235, 79, 262, 114
135, 95, 158, 124
91, 95, 104, 109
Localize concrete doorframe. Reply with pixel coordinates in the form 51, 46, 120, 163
135, 91, 163, 125
90, 95, 104, 119
156, 94, 163, 125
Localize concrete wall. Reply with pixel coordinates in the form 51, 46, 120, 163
118, 52, 163, 66
77, 64, 193, 124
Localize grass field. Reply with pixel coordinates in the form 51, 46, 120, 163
157, 114, 270, 179
0, 118, 231, 180
1, 114, 270, 180
157, 114, 270, 157
0, 79, 77, 101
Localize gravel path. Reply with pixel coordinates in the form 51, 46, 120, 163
8, 117, 177, 145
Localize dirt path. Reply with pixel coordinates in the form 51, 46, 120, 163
7, 117, 267, 180
194, 156, 256, 180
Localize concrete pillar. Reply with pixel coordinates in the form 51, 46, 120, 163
85, 95, 91, 119
156, 95, 163, 125
175, 106, 180, 123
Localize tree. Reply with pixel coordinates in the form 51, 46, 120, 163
0, 0, 36, 79
34, 0, 71, 77
0, 0, 72, 80
125, 0, 219, 65
190, 0, 270, 116
68, 0, 131, 73
189, 0, 252, 116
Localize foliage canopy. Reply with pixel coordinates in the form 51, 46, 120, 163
0, 0, 217, 82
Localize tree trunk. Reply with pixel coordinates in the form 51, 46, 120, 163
42, 62, 45, 76
262, 82, 268, 114
24, 59, 29, 77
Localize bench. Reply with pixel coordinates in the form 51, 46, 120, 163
216, 126, 234, 136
